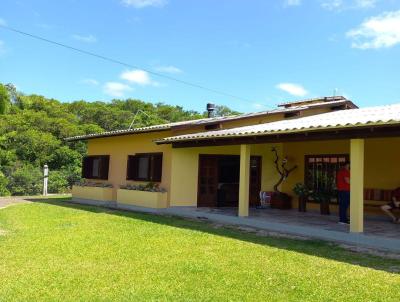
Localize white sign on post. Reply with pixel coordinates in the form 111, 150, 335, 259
43, 164, 48, 196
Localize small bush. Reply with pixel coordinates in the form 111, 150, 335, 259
0, 171, 10, 196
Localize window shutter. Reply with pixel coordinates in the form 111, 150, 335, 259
151, 154, 163, 182
82, 157, 91, 178
127, 155, 139, 180
99, 156, 110, 180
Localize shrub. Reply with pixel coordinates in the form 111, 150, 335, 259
48, 170, 70, 194
7, 164, 42, 196
0, 172, 10, 196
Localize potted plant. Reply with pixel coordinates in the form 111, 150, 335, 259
293, 183, 310, 212
270, 147, 298, 209
311, 188, 333, 215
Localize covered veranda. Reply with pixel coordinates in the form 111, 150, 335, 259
157, 104, 400, 235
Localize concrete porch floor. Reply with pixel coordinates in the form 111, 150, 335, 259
193, 207, 400, 239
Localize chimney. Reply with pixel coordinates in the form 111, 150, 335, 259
206, 103, 216, 118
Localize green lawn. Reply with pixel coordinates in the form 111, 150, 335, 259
0, 199, 399, 301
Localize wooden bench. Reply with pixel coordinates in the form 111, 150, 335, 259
364, 188, 399, 212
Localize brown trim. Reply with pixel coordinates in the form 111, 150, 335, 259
167, 124, 400, 148
284, 111, 301, 118
204, 123, 222, 130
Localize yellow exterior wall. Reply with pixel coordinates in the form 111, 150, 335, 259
83, 125, 400, 211
79, 101, 400, 212
169, 145, 240, 206
81, 106, 336, 204
116, 189, 168, 208
71, 185, 113, 202
363, 138, 400, 189
169, 143, 282, 206
279, 138, 400, 210
86, 131, 173, 202
281, 140, 350, 196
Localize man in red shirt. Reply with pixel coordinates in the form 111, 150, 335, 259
337, 161, 350, 224
381, 188, 400, 223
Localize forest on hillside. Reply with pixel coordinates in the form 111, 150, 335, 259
0, 83, 239, 196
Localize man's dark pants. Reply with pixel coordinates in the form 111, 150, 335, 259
338, 190, 350, 223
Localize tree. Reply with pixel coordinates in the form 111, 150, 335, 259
0, 172, 10, 196
0, 84, 10, 114
5, 83, 17, 104
48, 170, 70, 193
7, 164, 42, 196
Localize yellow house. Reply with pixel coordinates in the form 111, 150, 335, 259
66, 96, 400, 234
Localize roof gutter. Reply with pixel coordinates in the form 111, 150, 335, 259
65, 127, 171, 142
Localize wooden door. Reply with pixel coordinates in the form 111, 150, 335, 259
249, 156, 262, 206
198, 155, 219, 207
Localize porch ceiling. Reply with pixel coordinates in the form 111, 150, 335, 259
156, 103, 400, 147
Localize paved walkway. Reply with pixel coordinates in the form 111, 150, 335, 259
194, 207, 400, 239
0, 197, 29, 209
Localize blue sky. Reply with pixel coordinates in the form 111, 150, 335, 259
1, 0, 400, 113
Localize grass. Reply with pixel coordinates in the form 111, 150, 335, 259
0, 198, 399, 301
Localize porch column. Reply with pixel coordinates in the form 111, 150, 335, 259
350, 139, 364, 233
238, 144, 251, 217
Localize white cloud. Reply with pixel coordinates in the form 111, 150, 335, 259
321, 0, 343, 10
71, 34, 97, 43
82, 78, 99, 86
120, 69, 159, 86
347, 10, 400, 49
121, 0, 167, 8
154, 65, 183, 74
103, 82, 133, 97
321, 0, 376, 11
0, 18, 6, 26
355, 0, 376, 8
284, 0, 301, 7
276, 83, 308, 97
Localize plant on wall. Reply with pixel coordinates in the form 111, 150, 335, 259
271, 147, 297, 193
